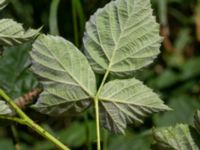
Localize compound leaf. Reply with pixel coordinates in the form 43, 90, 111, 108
0, 100, 13, 115
153, 124, 200, 150
99, 78, 170, 133
0, 19, 40, 47
83, 0, 162, 77
30, 34, 96, 116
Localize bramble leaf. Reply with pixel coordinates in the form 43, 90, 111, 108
30, 35, 96, 116
99, 78, 170, 133
83, 0, 162, 77
0, 100, 13, 115
0, 19, 40, 47
153, 124, 200, 150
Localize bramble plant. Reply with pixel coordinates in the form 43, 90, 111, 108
1, 0, 200, 150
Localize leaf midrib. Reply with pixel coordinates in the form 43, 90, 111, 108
105, 0, 136, 69
100, 97, 165, 109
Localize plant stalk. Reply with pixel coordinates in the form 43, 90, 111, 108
0, 89, 70, 150
94, 98, 101, 150
71, 0, 79, 47
0, 116, 25, 124
49, 0, 60, 35
94, 69, 110, 150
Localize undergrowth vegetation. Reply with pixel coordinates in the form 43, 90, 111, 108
0, 0, 200, 150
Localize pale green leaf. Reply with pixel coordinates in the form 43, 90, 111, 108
194, 110, 200, 134
0, 0, 8, 10
0, 19, 40, 47
0, 100, 13, 115
99, 78, 170, 133
30, 34, 96, 116
153, 124, 200, 150
83, 0, 162, 77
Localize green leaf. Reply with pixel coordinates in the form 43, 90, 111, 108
154, 95, 200, 127
0, 43, 38, 98
30, 34, 96, 116
99, 78, 170, 133
0, 0, 8, 10
0, 19, 40, 47
83, 0, 162, 77
153, 124, 200, 150
194, 110, 200, 134
0, 100, 13, 115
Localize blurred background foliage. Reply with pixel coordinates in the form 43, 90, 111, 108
0, 0, 200, 149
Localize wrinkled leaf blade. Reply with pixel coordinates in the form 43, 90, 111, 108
30, 34, 96, 116
83, 0, 162, 77
0, 19, 40, 47
153, 124, 200, 150
99, 78, 170, 133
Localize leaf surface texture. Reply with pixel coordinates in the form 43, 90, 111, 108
153, 124, 200, 150
31, 35, 96, 115
0, 19, 39, 47
83, 0, 162, 77
99, 78, 170, 133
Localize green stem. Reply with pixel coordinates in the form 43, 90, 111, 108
49, 0, 60, 35
71, 0, 79, 47
0, 116, 25, 125
94, 69, 110, 150
158, 0, 168, 26
25, 119, 69, 150
0, 89, 70, 150
94, 98, 101, 150
74, 0, 85, 35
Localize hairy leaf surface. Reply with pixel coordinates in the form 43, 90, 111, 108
30, 35, 96, 116
0, 19, 40, 47
83, 0, 162, 77
99, 78, 170, 133
0, 0, 8, 10
0, 100, 13, 115
153, 124, 200, 150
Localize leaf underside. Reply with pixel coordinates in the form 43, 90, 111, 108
30, 35, 96, 116
0, 19, 40, 47
30, 0, 170, 135
99, 78, 170, 133
83, 0, 162, 77
0, 100, 13, 116
153, 124, 200, 150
